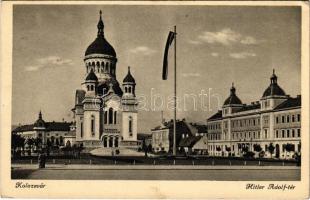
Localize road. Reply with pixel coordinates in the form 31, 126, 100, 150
12, 167, 300, 180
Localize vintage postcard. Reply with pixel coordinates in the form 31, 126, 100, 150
0, 1, 309, 199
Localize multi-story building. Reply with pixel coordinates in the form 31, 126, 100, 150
207, 70, 301, 159
151, 119, 208, 154
12, 111, 74, 147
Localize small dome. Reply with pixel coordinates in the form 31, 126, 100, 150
223, 84, 242, 106
262, 70, 286, 97
262, 84, 286, 97
34, 111, 45, 127
123, 66, 135, 83
85, 69, 98, 81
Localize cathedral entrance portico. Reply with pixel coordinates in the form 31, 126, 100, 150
101, 134, 120, 148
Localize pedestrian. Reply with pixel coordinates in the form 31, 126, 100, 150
38, 151, 46, 168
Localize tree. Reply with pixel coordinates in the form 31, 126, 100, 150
25, 138, 34, 155
34, 137, 42, 151
284, 143, 295, 159
225, 146, 231, 156
11, 133, 25, 157
253, 144, 262, 158
46, 138, 52, 156
241, 146, 249, 154
253, 144, 262, 153
267, 143, 275, 158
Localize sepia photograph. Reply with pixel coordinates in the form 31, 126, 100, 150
1, 1, 309, 199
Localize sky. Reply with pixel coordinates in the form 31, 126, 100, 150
12, 5, 301, 133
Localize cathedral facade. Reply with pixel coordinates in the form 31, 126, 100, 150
72, 11, 139, 148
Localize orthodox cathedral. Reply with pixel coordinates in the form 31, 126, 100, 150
72, 11, 139, 148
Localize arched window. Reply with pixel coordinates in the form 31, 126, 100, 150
128, 87, 132, 93
125, 87, 128, 93
115, 137, 119, 147
87, 85, 90, 91
108, 108, 113, 124
104, 111, 107, 124
106, 62, 110, 73
91, 115, 95, 135
114, 111, 117, 124
81, 122, 83, 138
129, 116, 133, 136
103, 136, 107, 147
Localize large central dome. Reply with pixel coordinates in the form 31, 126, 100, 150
85, 11, 116, 57
85, 37, 116, 57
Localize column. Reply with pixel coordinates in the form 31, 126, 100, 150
112, 137, 115, 148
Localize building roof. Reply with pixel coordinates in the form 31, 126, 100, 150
85, 12, 116, 57
12, 122, 72, 133
85, 69, 98, 81
208, 110, 223, 121
223, 84, 242, 106
190, 123, 208, 133
179, 136, 202, 147
97, 77, 123, 96
85, 37, 116, 57
262, 84, 286, 97
45, 122, 72, 131
262, 70, 286, 97
123, 67, 136, 83
137, 133, 152, 140
237, 103, 261, 112
274, 96, 301, 110
12, 124, 34, 132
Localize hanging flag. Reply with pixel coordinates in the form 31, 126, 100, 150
162, 31, 175, 80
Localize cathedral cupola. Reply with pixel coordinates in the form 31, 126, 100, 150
84, 10, 117, 83
85, 69, 98, 96
85, 11, 116, 57
122, 66, 136, 97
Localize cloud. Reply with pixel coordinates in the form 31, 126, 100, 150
182, 73, 201, 77
240, 36, 259, 45
211, 52, 219, 57
188, 40, 202, 45
198, 28, 241, 46
190, 28, 262, 46
129, 46, 156, 56
229, 52, 256, 59
25, 56, 74, 71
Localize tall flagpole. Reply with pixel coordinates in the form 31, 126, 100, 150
173, 25, 177, 156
